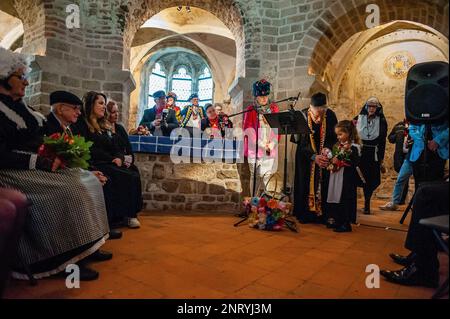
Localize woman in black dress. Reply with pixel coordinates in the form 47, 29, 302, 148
354, 97, 388, 214
106, 100, 143, 211
74, 91, 142, 228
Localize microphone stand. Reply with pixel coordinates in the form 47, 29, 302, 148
234, 102, 261, 226
273, 92, 302, 197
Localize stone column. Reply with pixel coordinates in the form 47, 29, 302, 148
14, 0, 135, 126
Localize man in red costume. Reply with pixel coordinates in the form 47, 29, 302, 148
243, 79, 280, 196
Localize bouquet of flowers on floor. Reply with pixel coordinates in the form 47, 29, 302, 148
38, 132, 93, 169
323, 143, 352, 173
242, 196, 292, 231
129, 125, 151, 136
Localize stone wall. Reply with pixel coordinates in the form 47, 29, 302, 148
135, 153, 243, 213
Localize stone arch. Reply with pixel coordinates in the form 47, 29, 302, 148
0, 9, 23, 50
122, 0, 252, 78
296, 0, 449, 93
129, 35, 231, 129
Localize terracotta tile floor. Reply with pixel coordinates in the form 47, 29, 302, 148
4, 200, 448, 299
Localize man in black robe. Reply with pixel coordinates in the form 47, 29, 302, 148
291, 92, 338, 225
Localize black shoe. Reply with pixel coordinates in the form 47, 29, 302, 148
389, 252, 416, 266
52, 264, 99, 281
326, 218, 336, 229
381, 263, 439, 288
79, 265, 100, 281
108, 229, 122, 240
333, 224, 352, 233
85, 250, 113, 262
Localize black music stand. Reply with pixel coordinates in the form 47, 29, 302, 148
262, 110, 311, 232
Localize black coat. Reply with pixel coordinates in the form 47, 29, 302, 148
114, 123, 135, 163
354, 106, 388, 192
139, 106, 179, 136
44, 112, 67, 136
291, 108, 338, 221
72, 118, 124, 166
0, 94, 44, 170
388, 121, 407, 173
328, 145, 362, 225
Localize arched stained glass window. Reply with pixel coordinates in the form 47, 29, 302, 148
171, 67, 192, 109
148, 63, 167, 107
198, 67, 213, 107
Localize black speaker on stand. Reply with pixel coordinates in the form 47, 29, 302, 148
400, 61, 448, 224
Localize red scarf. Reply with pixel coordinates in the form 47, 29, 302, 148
209, 117, 219, 129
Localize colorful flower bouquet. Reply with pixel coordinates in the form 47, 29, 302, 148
129, 125, 151, 136
323, 143, 352, 172
38, 132, 93, 169
242, 196, 292, 231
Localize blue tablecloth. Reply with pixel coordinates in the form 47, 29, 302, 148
129, 135, 243, 161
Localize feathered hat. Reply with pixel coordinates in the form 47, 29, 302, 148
252, 79, 271, 97
166, 91, 178, 101
0, 47, 32, 80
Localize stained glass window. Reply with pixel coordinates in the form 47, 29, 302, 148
198, 67, 213, 107
171, 67, 192, 109
148, 63, 167, 107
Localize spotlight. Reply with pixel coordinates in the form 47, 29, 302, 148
177, 6, 182, 11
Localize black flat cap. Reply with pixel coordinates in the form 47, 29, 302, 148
49, 91, 83, 106
310, 92, 327, 107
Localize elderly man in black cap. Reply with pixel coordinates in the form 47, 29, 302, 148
139, 90, 179, 136
46, 90, 123, 241
45, 90, 83, 135
291, 92, 338, 226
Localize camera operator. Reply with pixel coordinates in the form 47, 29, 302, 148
139, 90, 179, 137
380, 120, 413, 211
408, 120, 448, 186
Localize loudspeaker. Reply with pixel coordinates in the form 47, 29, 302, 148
405, 61, 448, 124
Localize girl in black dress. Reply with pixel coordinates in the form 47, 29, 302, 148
354, 97, 388, 215
326, 120, 362, 232
74, 91, 142, 229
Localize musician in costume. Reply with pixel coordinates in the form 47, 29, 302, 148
354, 97, 388, 215
139, 90, 179, 137
166, 91, 182, 123
180, 93, 205, 129
0, 47, 110, 281
291, 92, 338, 225
243, 79, 280, 196
201, 103, 233, 137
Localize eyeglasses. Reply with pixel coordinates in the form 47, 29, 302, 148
62, 104, 81, 111
10, 73, 28, 81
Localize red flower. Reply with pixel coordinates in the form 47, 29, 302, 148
49, 133, 61, 140
259, 198, 267, 208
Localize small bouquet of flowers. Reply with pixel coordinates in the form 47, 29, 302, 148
38, 132, 93, 169
323, 143, 352, 173
129, 125, 151, 136
242, 196, 292, 231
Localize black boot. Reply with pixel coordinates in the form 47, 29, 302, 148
364, 199, 371, 215
334, 223, 352, 233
